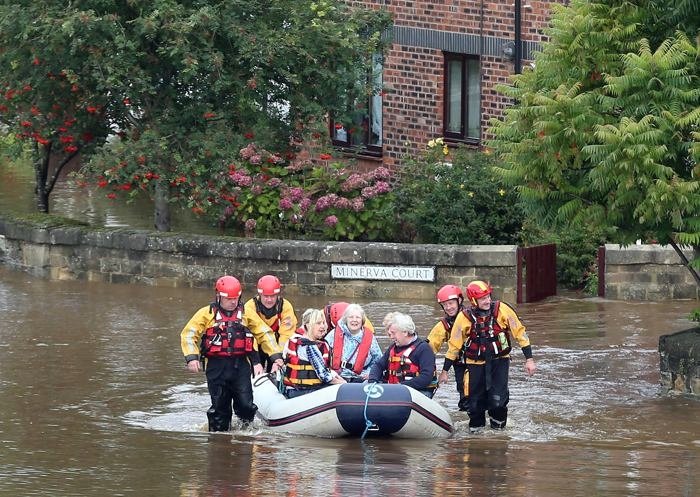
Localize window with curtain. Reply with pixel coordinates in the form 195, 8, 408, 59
444, 53, 481, 142
330, 53, 383, 156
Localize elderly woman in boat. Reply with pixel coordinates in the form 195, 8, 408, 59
282, 308, 346, 398
368, 312, 438, 398
325, 303, 383, 382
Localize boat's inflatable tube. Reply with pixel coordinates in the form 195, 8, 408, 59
252, 374, 453, 438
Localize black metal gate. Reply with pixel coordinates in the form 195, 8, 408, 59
516, 244, 557, 303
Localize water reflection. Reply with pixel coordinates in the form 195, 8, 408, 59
0, 159, 221, 234
0, 266, 698, 496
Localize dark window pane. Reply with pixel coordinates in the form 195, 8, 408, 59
466, 58, 481, 139
444, 53, 481, 142
447, 59, 463, 134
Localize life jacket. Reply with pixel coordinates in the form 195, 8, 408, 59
201, 306, 254, 358
387, 341, 438, 390
283, 330, 331, 388
330, 325, 374, 375
387, 343, 421, 384
461, 301, 512, 360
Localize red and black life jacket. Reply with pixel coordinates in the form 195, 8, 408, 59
387, 341, 438, 389
283, 330, 331, 388
330, 326, 374, 375
201, 306, 254, 358
461, 301, 512, 360
387, 343, 422, 384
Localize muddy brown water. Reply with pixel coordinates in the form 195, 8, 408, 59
0, 266, 698, 496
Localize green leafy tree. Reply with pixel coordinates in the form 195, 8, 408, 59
0, 0, 391, 229
489, 0, 700, 292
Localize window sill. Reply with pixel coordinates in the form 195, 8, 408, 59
443, 137, 481, 148
332, 145, 383, 160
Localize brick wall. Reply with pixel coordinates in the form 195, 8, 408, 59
349, 0, 566, 170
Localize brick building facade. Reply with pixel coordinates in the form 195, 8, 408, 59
336, 0, 567, 169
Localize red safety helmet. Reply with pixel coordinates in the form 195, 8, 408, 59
257, 275, 282, 296
466, 280, 492, 306
437, 284, 463, 303
215, 276, 242, 298
325, 302, 349, 329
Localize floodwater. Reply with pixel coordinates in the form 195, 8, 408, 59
0, 265, 698, 497
0, 158, 221, 234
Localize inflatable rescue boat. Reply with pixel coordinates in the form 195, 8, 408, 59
252, 374, 454, 438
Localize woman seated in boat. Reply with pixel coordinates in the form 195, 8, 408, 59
323, 301, 376, 337
282, 308, 346, 398
325, 303, 383, 382
368, 312, 438, 398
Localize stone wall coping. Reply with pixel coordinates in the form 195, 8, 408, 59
605, 243, 695, 265
0, 216, 516, 267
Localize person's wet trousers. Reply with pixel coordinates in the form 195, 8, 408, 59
466, 357, 510, 430
205, 356, 257, 431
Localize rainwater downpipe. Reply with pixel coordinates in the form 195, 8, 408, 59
514, 0, 523, 74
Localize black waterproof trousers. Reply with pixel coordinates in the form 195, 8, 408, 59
466, 357, 510, 429
454, 362, 468, 410
205, 356, 257, 431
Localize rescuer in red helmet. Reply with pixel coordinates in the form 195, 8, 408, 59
323, 302, 350, 332
427, 284, 469, 410
243, 275, 298, 373
445, 280, 537, 433
180, 275, 284, 432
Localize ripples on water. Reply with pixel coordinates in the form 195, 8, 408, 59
1, 197, 699, 495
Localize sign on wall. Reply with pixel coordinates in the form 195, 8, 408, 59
330, 264, 435, 282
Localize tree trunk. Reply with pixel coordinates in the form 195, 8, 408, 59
33, 149, 50, 213
154, 179, 171, 232
669, 239, 700, 288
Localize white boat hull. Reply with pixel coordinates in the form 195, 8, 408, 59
252, 374, 454, 438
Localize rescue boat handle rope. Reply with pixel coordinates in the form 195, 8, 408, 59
361, 382, 381, 439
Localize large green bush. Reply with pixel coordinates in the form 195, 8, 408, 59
393, 142, 524, 245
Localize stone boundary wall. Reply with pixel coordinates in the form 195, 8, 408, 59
0, 216, 519, 301
658, 327, 700, 396
603, 244, 699, 300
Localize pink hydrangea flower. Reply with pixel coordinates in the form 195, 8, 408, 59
239, 143, 256, 159
341, 173, 367, 192
335, 197, 351, 210
299, 197, 312, 212
372, 167, 392, 180
230, 171, 252, 187
351, 197, 365, 212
